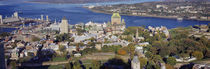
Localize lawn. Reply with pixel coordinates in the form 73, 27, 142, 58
51, 57, 67, 62
48, 65, 64, 69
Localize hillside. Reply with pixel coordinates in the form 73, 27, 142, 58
164, 0, 210, 2
30, 0, 130, 4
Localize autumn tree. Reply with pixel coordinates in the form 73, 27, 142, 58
139, 57, 147, 69
166, 57, 176, 66
91, 60, 101, 69
128, 43, 135, 58
117, 48, 127, 55
192, 51, 204, 60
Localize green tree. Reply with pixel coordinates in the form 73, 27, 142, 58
192, 51, 204, 60
32, 36, 40, 42
145, 51, 153, 58
73, 61, 82, 69
91, 60, 101, 69
10, 61, 16, 69
204, 50, 210, 58
65, 62, 72, 69
159, 47, 170, 57
56, 33, 70, 42
76, 28, 85, 35
59, 45, 66, 52
166, 57, 176, 66
0, 32, 11, 37
139, 57, 147, 69
128, 43, 135, 58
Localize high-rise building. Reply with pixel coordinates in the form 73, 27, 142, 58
41, 14, 44, 21
131, 56, 140, 69
13, 12, 18, 18
136, 28, 139, 38
60, 17, 69, 34
46, 15, 49, 22
0, 15, 3, 24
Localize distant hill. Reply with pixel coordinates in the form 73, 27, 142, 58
30, 0, 130, 4
164, 0, 210, 2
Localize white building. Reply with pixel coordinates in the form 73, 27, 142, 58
13, 12, 18, 18
0, 15, 3, 24
60, 17, 69, 34
138, 42, 149, 46
74, 53, 81, 57
46, 15, 49, 22
41, 14, 44, 21
131, 56, 140, 69
160, 63, 166, 69
73, 33, 97, 42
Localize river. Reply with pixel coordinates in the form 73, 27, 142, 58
0, 0, 209, 33
0, 0, 210, 68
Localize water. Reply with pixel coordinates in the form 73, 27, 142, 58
0, 0, 210, 68
0, 1, 209, 32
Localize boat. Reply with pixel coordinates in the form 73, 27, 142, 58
177, 17, 183, 21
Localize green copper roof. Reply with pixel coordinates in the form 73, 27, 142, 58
62, 16, 67, 20
111, 13, 121, 18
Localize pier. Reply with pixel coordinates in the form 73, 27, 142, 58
0, 18, 50, 29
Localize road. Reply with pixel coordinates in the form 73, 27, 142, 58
17, 61, 69, 67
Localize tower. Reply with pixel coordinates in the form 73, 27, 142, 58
131, 56, 140, 69
54, 19, 57, 24
41, 14, 44, 21
22, 23, 25, 28
136, 28, 139, 38
13, 12, 18, 18
60, 17, 69, 34
46, 15, 49, 22
160, 63, 166, 69
0, 15, 3, 24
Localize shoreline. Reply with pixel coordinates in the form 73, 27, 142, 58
87, 8, 210, 22
24, 0, 131, 4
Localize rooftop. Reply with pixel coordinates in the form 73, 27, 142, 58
111, 13, 121, 18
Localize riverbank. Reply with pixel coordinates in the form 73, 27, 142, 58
24, 0, 131, 4
87, 8, 210, 22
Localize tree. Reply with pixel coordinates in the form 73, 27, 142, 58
145, 51, 153, 58
65, 62, 72, 69
59, 45, 66, 52
0, 32, 11, 37
145, 60, 156, 69
117, 48, 127, 55
10, 61, 16, 69
128, 43, 135, 58
139, 57, 147, 69
165, 64, 174, 69
91, 60, 101, 69
153, 55, 163, 63
76, 28, 85, 35
166, 57, 176, 66
192, 51, 204, 60
159, 47, 170, 57
32, 36, 40, 42
204, 50, 210, 58
56, 33, 70, 42
73, 61, 82, 69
